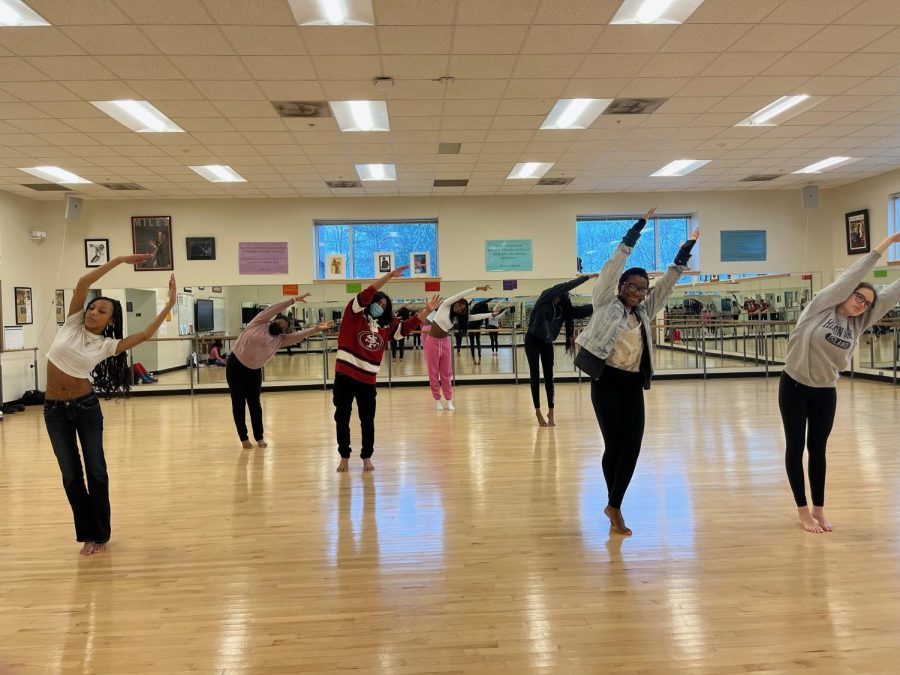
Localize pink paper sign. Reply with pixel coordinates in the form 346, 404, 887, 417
239, 242, 288, 274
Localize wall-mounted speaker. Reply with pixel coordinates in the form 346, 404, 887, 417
65, 195, 84, 220
801, 185, 819, 209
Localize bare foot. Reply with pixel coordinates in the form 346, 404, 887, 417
92, 542, 109, 554
241, 440, 252, 449
336, 459, 349, 473
604, 506, 633, 536
535, 410, 548, 427
363, 458, 375, 472
811, 506, 834, 532
547, 410, 555, 427
257, 440, 268, 449
798, 506, 824, 533
80, 542, 95, 556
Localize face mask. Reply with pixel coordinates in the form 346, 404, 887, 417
268, 323, 284, 336
368, 303, 384, 319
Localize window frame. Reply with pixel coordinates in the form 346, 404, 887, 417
575, 212, 698, 274
889, 193, 899, 263
313, 218, 440, 281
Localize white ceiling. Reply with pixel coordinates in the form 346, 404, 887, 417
1, 0, 900, 200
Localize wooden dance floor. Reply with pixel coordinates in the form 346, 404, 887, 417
1, 378, 899, 673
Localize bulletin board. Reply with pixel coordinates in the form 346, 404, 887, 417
176, 292, 194, 336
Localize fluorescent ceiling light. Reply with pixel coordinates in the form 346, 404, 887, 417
189, 165, 247, 183
651, 159, 710, 177
355, 163, 396, 181
735, 95, 815, 127
540, 99, 612, 130
19, 166, 91, 184
0, 0, 50, 26
610, 0, 706, 25
91, 100, 184, 133
329, 100, 390, 132
288, 0, 374, 26
792, 157, 858, 174
507, 162, 554, 180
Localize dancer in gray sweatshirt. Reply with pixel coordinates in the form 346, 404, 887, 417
780, 231, 900, 533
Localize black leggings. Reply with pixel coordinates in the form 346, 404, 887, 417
778, 372, 837, 507
225, 354, 263, 442
333, 373, 377, 459
390, 337, 405, 359
468, 331, 482, 358
488, 330, 499, 351
524, 333, 555, 409
591, 366, 645, 510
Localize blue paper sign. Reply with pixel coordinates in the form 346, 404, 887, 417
720, 230, 767, 262
486, 240, 533, 272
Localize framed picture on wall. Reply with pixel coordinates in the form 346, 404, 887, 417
132, 216, 173, 271
186, 236, 216, 261
14, 286, 33, 325
325, 253, 346, 279
845, 209, 870, 255
375, 252, 394, 274
84, 238, 109, 268
212, 286, 223, 293
55, 289, 66, 324
410, 251, 430, 277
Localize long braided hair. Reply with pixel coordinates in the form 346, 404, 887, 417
88, 297, 132, 398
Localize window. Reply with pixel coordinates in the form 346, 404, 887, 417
890, 194, 900, 262
315, 220, 439, 279
576, 214, 693, 274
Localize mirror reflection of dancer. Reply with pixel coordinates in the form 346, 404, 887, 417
577, 207, 700, 536
44, 254, 175, 556
780, 231, 900, 533
423, 285, 501, 411
333, 265, 440, 472
227, 294, 332, 450
526, 275, 597, 427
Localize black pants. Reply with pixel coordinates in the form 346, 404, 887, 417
412, 332, 421, 348
591, 366, 645, 510
778, 372, 836, 507
226, 354, 263, 442
454, 331, 464, 354
391, 337, 405, 360
468, 332, 482, 359
488, 330, 499, 352
333, 373, 377, 459
524, 333, 555, 409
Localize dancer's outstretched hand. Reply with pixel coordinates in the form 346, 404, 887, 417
425, 294, 442, 312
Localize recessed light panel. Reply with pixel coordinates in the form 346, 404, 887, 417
541, 99, 612, 130
610, 0, 706, 25
288, 0, 374, 26
792, 157, 858, 174
651, 159, 710, 177
735, 95, 826, 127
19, 166, 91, 184
0, 0, 50, 26
355, 164, 396, 181
507, 162, 554, 180
91, 100, 184, 133
330, 100, 390, 132
189, 165, 247, 183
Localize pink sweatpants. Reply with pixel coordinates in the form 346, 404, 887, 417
423, 333, 453, 401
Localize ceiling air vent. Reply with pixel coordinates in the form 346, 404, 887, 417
433, 179, 468, 187
21, 183, 72, 191
326, 180, 362, 188
603, 98, 668, 115
101, 182, 145, 190
538, 177, 574, 186
740, 174, 782, 182
271, 101, 332, 118
438, 143, 461, 154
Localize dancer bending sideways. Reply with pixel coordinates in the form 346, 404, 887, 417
424, 285, 501, 410
45, 254, 175, 555
526, 275, 597, 427
780, 231, 900, 533
227, 293, 331, 449
576, 207, 700, 535
334, 265, 440, 472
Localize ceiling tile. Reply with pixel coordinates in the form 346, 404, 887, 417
449, 55, 515, 79
659, 24, 751, 53
218, 26, 306, 56
373, 0, 455, 24
801, 76, 869, 95
172, 56, 255, 80
860, 27, 900, 53
30, 101, 105, 118
701, 53, 784, 77
258, 80, 326, 100
512, 54, 584, 79
199, 0, 295, 25
453, 25, 529, 54
522, 25, 601, 54
795, 26, 891, 52
456, 0, 539, 24
102, 55, 185, 80
142, 26, 234, 56
763, 0, 868, 23
156, 100, 224, 117
379, 26, 453, 54
639, 53, 719, 78
844, 78, 900, 96
823, 53, 900, 78
0, 58, 50, 81
128, 79, 206, 100
503, 78, 567, 98
576, 53, 652, 79
313, 55, 384, 81
27, 0, 131, 24
617, 77, 692, 98
301, 27, 378, 56
61, 80, 142, 100
382, 55, 450, 79
61, 26, 160, 54
761, 52, 845, 78
211, 100, 280, 118
442, 99, 499, 116
562, 78, 629, 97
0, 28, 86, 56
676, 77, 752, 97
27, 56, 116, 80
532, 0, 620, 24
193, 80, 266, 100
113, 0, 212, 23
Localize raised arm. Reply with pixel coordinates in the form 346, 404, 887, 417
593, 207, 655, 309
439, 285, 488, 310
863, 232, 900, 324
116, 274, 176, 354
249, 293, 309, 326
69, 254, 152, 316
372, 265, 409, 293
645, 228, 699, 317
281, 321, 333, 346
536, 275, 596, 306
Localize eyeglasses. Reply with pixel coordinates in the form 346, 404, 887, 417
852, 291, 873, 308
623, 282, 649, 296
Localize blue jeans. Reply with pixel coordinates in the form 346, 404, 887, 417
44, 392, 110, 543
